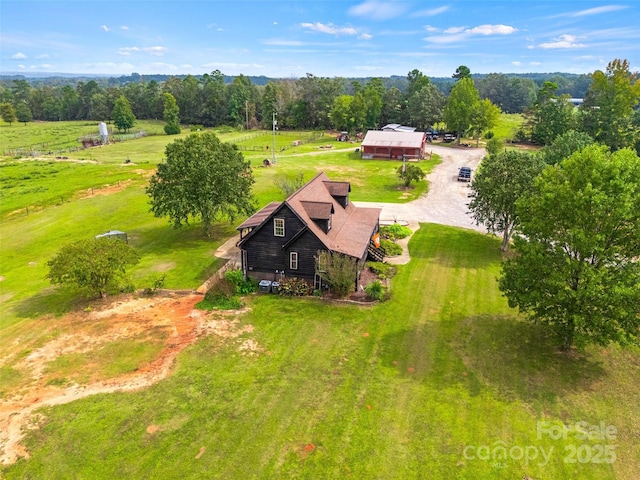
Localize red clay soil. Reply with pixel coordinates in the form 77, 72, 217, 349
0, 292, 255, 466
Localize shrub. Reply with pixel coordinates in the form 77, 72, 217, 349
315, 251, 358, 298
278, 277, 313, 296
224, 269, 258, 295
484, 130, 495, 139
197, 292, 242, 310
486, 137, 505, 157
380, 224, 412, 241
364, 280, 386, 301
380, 239, 402, 256
198, 278, 243, 310
143, 274, 166, 295
367, 262, 397, 279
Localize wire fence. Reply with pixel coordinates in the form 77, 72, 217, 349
2, 131, 148, 157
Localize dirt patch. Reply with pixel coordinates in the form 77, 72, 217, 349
0, 292, 257, 466
77, 179, 133, 198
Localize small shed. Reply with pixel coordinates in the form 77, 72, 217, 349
95, 230, 128, 243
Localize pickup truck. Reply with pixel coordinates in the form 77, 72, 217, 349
458, 166, 472, 182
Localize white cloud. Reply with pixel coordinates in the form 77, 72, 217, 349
100, 25, 109, 32
11, 52, 27, 59
121, 26, 129, 31
144, 46, 168, 56
117, 46, 168, 56
571, 5, 627, 17
301, 23, 358, 36
530, 61, 542, 66
36, 54, 49, 60
468, 24, 516, 35
425, 23, 517, 44
348, 1, 407, 20
118, 47, 140, 55
359, 33, 373, 40
424, 25, 440, 33
512, 61, 521, 66
538, 34, 586, 49
412, 6, 450, 17
444, 26, 466, 34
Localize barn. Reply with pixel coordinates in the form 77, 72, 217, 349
360, 130, 427, 160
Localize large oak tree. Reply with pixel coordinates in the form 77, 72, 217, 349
146, 132, 255, 236
499, 145, 640, 350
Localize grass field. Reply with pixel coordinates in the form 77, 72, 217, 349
3, 225, 638, 479
0, 121, 434, 333
1, 119, 638, 479
492, 113, 524, 142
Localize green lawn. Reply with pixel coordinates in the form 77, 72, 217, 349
3, 225, 637, 479
492, 113, 524, 141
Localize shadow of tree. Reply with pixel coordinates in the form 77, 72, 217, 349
376, 314, 606, 407
452, 314, 606, 405
13, 286, 88, 319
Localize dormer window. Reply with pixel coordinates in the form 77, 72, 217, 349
274, 218, 285, 236
327, 214, 332, 232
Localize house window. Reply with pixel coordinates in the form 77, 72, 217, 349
274, 218, 285, 237
290, 252, 298, 270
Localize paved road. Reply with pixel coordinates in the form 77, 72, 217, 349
355, 144, 487, 233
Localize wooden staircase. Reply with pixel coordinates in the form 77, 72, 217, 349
367, 244, 384, 262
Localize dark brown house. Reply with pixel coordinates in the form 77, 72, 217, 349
236, 172, 382, 290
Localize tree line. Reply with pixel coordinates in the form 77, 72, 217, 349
0, 67, 590, 129
1, 61, 638, 153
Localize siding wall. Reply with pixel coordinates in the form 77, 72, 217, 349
242, 205, 305, 276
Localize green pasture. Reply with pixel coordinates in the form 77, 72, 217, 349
0, 122, 434, 331
4, 225, 638, 479
0, 120, 167, 153
492, 113, 524, 141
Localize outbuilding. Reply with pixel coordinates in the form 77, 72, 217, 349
360, 130, 427, 160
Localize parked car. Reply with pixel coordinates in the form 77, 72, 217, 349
458, 166, 472, 182
443, 133, 455, 143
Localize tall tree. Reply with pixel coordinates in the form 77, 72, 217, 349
468, 150, 546, 251
364, 78, 384, 129
526, 81, 575, 145
112, 95, 136, 132
470, 98, 501, 146
163, 92, 181, 135
15, 102, 32, 125
452, 65, 472, 81
406, 83, 446, 130
329, 95, 353, 131
500, 145, 640, 350
0, 102, 16, 125
580, 58, 640, 151
146, 132, 256, 236
443, 77, 479, 143
407, 69, 431, 98
381, 86, 406, 125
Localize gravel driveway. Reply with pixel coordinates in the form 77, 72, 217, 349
355, 144, 487, 233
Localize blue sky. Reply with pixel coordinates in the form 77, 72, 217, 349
1, 1, 639, 78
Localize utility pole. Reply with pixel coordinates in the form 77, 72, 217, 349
272, 111, 277, 165
245, 100, 249, 131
